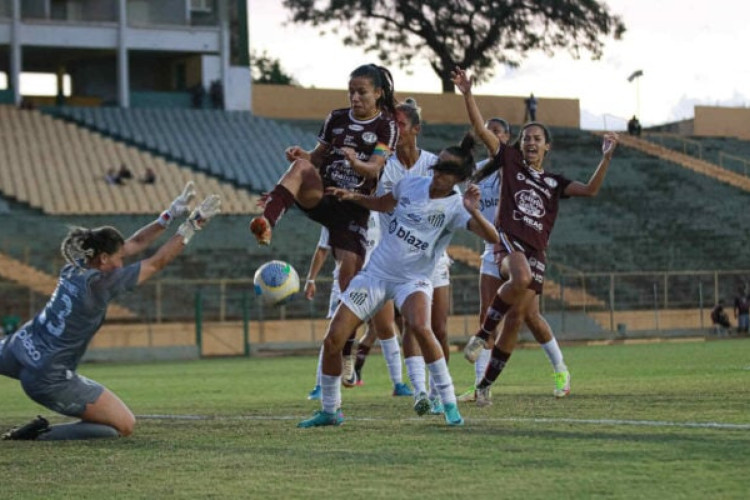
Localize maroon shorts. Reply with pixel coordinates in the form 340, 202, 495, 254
493, 231, 547, 294
298, 195, 368, 259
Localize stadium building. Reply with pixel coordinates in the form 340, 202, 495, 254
0, 0, 250, 110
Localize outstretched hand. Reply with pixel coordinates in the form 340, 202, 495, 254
168, 181, 197, 219
602, 132, 619, 158
177, 194, 221, 244
304, 280, 316, 300
451, 67, 473, 95
462, 184, 481, 212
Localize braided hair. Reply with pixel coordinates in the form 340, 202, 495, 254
60, 226, 125, 273
350, 64, 397, 115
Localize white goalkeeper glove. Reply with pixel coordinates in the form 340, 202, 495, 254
177, 194, 221, 244
158, 181, 197, 227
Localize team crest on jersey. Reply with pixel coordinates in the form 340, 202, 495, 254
544, 177, 558, 188
515, 189, 545, 218
348, 290, 368, 306
516, 172, 526, 181
427, 213, 445, 227
348, 124, 364, 131
362, 131, 377, 144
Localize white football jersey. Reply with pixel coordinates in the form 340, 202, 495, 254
476, 168, 501, 255
365, 176, 471, 282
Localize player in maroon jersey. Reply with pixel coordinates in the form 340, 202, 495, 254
452, 67, 618, 405
250, 64, 398, 297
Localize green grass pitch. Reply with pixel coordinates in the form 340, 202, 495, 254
1, 339, 748, 499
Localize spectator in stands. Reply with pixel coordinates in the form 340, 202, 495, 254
141, 167, 157, 185
733, 285, 749, 334
117, 163, 133, 182
191, 83, 206, 109
524, 93, 538, 122
627, 115, 642, 136
209, 80, 223, 109
711, 299, 731, 336
452, 67, 618, 407
0, 183, 221, 441
105, 168, 122, 185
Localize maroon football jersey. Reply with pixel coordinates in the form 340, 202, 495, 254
317, 108, 398, 195
494, 145, 572, 251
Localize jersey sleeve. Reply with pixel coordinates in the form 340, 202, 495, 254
89, 262, 141, 302
373, 116, 399, 158
317, 227, 331, 250
317, 111, 335, 146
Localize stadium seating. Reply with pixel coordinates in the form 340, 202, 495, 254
45, 107, 318, 194
0, 106, 261, 214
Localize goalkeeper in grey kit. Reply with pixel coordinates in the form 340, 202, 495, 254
0, 182, 221, 441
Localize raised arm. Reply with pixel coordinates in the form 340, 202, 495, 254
326, 187, 397, 213
451, 67, 501, 155
122, 181, 196, 257
137, 195, 221, 285
463, 184, 500, 243
564, 132, 619, 197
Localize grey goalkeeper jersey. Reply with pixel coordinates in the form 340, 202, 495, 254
7, 262, 140, 372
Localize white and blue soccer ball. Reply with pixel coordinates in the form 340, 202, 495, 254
253, 260, 300, 306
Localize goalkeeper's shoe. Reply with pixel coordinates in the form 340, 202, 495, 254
341, 357, 357, 388
443, 403, 464, 426
2, 415, 49, 440
297, 409, 344, 428
392, 382, 413, 397
554, 369, 571, 398
249, 216, 272, 246
456, 386, 477, 403
307, 385, 321, 401
463, 335, 488, 363
429, 397, 444, 415
413, 392, 430, 416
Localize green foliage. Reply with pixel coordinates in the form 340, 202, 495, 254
251, 50, 295, 85
1, 340, 749, 498
282, 0, 626, 92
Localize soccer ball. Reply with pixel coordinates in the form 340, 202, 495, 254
253, 260, 300, 306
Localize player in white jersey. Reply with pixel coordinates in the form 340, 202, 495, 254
298, 134, 499, 428
303, 214, 412, 399
349, 99, 454, 414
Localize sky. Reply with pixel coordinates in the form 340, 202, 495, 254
248, 0, 750, 131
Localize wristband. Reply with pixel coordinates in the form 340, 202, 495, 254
306, 279, 315, 285
157, 210, 172, 228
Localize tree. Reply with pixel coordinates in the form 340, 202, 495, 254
251, 50, 296, 85
282, 0, 626, 92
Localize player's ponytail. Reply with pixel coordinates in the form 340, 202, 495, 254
61, 225, 125, 272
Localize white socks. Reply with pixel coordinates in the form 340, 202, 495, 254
320, 374, 341, 414
541, 338, 566, 372
315, 345, 324, 386
475, 348, 492, 386
379, 335, 403, 385
405, 356, 426, 396
426, 358, 457, 405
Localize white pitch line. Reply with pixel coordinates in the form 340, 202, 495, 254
138, 414, 750, 430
